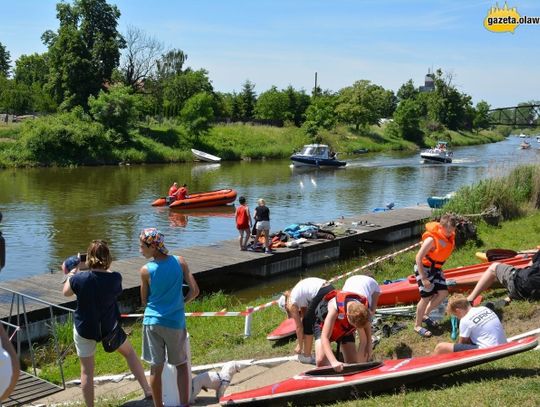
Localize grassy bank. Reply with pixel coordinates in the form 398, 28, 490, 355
0, 117, 509, 167
31, 211, 540, 407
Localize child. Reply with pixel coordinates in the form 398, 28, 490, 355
313, 290, 371, 372
235, 196, 252, 251
433, 294, 506, 355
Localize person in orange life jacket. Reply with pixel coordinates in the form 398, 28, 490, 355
414, 214, 458, 338
467, 249, 540, 305
433, 294, 506, 355
175, 184, 189, 200
235, 196, 252, 251
313, 290, 371, 372
168, 182, 179, 198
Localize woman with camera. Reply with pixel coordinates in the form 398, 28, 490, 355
63, 240, 152, 406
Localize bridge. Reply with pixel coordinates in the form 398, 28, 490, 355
488, 104, 540, 127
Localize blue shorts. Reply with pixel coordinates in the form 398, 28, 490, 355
453, 343, 479, 352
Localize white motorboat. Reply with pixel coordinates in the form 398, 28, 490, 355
420, 141, 453, 164
191, 148, 221, 163
290, 144, 346, 168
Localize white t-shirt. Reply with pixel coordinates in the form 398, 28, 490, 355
459, 306, 507, 348
290, 277, 326, 308
342, 275, 380, 308
0, 346, 13, 399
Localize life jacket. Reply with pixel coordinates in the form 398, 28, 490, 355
168, 186, 178, 197
176, 187, 188, 200
317, 290, 368, 342
421, 222, 455, 269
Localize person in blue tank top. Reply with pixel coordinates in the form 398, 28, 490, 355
139, 228, 199, 407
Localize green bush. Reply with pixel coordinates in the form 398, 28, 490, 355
19, 110, 113, 165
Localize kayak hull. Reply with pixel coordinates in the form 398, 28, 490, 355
222, 337, 538, 406
151, 189, 237, 209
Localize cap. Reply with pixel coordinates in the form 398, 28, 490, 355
277, 295, 286, 312
140, 228, 169, 254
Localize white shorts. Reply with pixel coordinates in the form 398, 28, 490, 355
73, 327, 97, 358
256, 220, 270, 231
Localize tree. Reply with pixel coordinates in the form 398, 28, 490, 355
302, 94, 337, 138
335, 80, 394, 130
180, 92, 215, 138
14, 53, 49, 87
42, 0, 125, 109
120, 25, 164, 91
0, 42, 10, 77
157, 49, 187, 79
391, 98, 423, 142
285, 86, 310, 126
254, 86, 289, 122
238, 80, 256, 121
162, 69, 213, 116
397, 79, 418, 103
88, 83, 141, 143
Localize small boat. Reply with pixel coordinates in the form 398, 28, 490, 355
353, 148, 369, 154
520, 141, 531, 149
267, 255, 533, 341
290, 144, 346, 168
151, 189, 237, 209
223, 337, 538, 406
536, 136, 540, 143
191, 148, 221, 163
427, 192, 455, 209
518, 133, 527, 138
420, 141, 453, 163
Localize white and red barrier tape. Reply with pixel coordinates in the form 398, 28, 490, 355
122, 243, 420, 320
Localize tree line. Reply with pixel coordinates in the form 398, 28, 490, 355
0, 0, 537, 149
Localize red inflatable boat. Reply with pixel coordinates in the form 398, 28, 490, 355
151, 189, 237, 209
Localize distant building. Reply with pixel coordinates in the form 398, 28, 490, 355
419, 69, 435, 93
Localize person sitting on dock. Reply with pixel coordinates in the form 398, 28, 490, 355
466, 249, 540, 305
414, 214, 457, 338
313, 290, 371, 372
342, 275, 381, 317
278, 277, 335, 364
175, 184, 189, 200
433, 294, 506, 355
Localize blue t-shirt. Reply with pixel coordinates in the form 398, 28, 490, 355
70, 271, 122, 340
143, 255, 186, 329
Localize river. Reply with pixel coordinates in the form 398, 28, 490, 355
0, 135, 538, 283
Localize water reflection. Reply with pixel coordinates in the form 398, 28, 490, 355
0, 136, 538, 281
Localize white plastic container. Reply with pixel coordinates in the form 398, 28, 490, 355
162, 333, 192, 406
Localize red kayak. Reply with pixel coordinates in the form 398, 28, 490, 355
151, 189, 237, 209
266, 255, 532, 341
378, 255, 531, 306
222, 336, 537, 406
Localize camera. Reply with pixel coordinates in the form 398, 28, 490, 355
79, 253, 87, 263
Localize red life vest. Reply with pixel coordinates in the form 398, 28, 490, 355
168, 185, 178, 197
421, 222, 455, 269
320, 290, 368, 342
176, 187, 188, 200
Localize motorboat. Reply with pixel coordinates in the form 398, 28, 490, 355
427, 192, 455, 208
290, 144, 346, 167
191, 148, 221, 163
420, 141, 453, 163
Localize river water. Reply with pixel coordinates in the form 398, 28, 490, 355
0, 135, 538, 283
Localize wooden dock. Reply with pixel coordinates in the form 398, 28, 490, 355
0, 206, 432, 326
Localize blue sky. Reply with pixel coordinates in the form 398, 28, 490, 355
1, 0, 539, 107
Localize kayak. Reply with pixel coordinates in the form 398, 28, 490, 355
378, 255, 531, 306
151, 189, 237, 209
267, 255, 532, 341
222, 336, 538, 406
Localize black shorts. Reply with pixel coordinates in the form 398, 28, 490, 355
302, 284, 334, 335
415, 265, 448, 298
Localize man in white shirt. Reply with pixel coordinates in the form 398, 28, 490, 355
433, 294, 506, 354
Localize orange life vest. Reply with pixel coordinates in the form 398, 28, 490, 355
319, 290, 368, 342
421, 222, 455, 269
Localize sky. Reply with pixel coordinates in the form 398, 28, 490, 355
1, 0, 539, 108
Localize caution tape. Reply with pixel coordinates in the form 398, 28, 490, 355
327, 242, 420, 284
